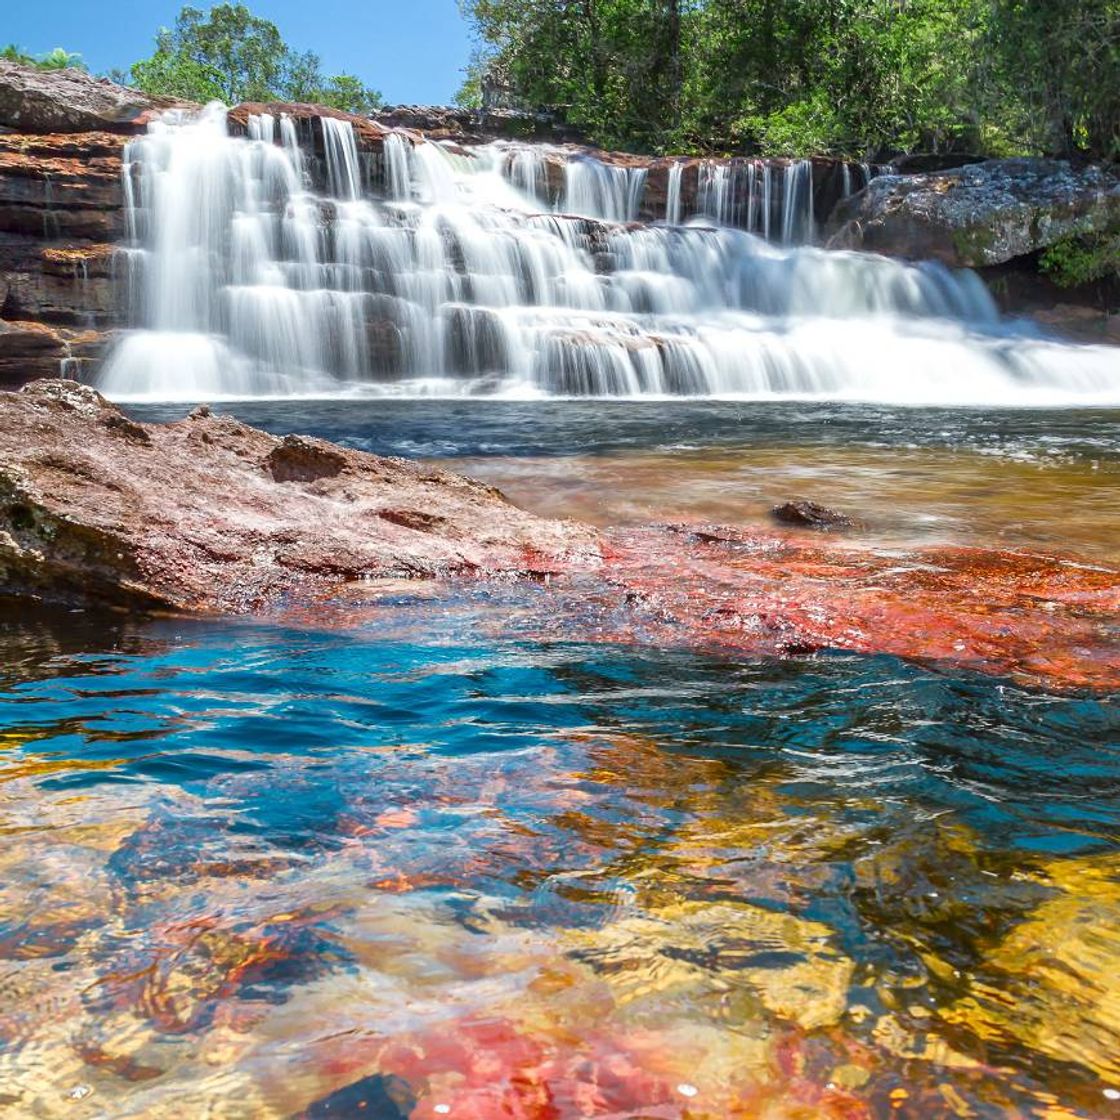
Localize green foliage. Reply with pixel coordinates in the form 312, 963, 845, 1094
454, 47, 487, 109
980, 1, 1120, 161
315, 73, 382, 115
459, 0, 1120, 159
1040, 233, 1120, 288
2, 44, 86, 70
128, 4, 381, 112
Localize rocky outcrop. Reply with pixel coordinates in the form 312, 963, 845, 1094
826, 159, 1120, 267
0, 380, 600, 610
0, 128, 126, 379
371, 104, 585, 145
0, 60, 180, 133
228, 101, 395, 149
0, 65, 148, 381
0, 321, 104, 385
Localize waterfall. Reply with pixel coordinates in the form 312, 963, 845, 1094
382, 133, 411, 200
564, 156, 646, 223
666, 162, 683, 225
780, 160, 814, 244
96, 105, 1120, 404
321, 116, 362, 201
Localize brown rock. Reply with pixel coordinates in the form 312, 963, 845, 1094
0, 321, 107, 385
771, 500, 855, 531
227, 102, 392, 150
0, 61, 183, 134
0, 379, 600, 611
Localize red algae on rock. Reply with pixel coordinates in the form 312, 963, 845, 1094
600, 524, 1120, 690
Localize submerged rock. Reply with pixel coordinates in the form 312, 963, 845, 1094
0, 379, 600, 611
827, 159, 1120, 268
771, 500, 855, 531
602, 524, 1120, 691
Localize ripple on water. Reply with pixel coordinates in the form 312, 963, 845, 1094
0, 595, 1118, 1116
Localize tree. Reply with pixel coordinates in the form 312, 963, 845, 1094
129, 4, 382, 113
458, 0, 1118, 160
2, 44, 86, 70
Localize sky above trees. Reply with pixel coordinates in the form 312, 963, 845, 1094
4, 0, 471, 104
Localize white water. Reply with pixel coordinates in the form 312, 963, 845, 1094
98, 105, 1120, 404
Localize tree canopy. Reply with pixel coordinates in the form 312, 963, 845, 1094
128, 4, 382, 113
458, 0, 1120, 161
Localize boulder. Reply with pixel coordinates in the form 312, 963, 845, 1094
0, 380, 601, 611
0, 61, 181, 134
826, 158, 1120, 267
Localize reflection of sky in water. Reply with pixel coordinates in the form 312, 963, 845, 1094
1, 595, 1119, 1117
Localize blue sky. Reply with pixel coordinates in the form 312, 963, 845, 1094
5, 0, 475, 104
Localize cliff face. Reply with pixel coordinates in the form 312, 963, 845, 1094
0, 129, 126, 384
0, 64, 167, 385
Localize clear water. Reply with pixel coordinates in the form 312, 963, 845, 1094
2, 400, 1119, 1117
1, 594, 1119, 1118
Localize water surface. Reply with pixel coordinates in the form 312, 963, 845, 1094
1, 589, 1119, 1118
3, 399, 1118, 1117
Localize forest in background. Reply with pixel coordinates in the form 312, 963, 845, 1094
457, 0, 1120, 162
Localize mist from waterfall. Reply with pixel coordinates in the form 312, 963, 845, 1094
99, 105, 1120, 403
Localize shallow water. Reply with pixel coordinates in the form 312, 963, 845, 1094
3, 400, 1119, 1118
2, 595, 1120, 1120
128, 399, 1120, 557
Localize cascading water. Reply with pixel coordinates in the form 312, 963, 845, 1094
97, 104, 1120, 403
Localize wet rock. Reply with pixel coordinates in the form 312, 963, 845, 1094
826, 159, 1120, 267
771, 500, 855, 531
228, 101, 394, 151
0, 61, 182, 134
0, 127, 125, 385
0, 320, 106, 385
0, 379, 601, 611
297, 1073, 416, 1119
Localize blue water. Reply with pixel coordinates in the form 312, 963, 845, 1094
124, 399, 1120, 464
